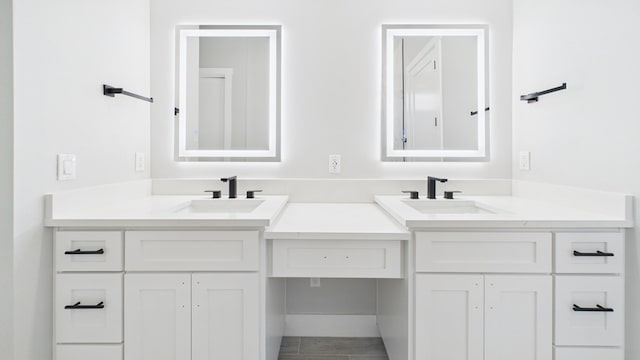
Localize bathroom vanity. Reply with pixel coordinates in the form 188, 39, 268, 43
46, 180, 632, 360
46, 182, 289, 360
375, 194, 629, 360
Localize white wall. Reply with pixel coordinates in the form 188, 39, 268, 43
286, 278, 377, 315
11, 1, 151, 359
512, 0, 640, 358
0, 0, 13, 357
151, 0, 513, 178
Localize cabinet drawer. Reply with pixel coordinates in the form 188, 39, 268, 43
555, 276, 623, 346
125, 231, 259, 271
56, 273, 123, 343
56, 231, 123, 272
554, 347, 623, 360
415, 232, 552, 273
555, 232, 623, 274
271, 239, 402, 278
57, 344, 122, 360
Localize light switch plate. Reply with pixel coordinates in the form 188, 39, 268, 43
135, 152, 145, 172
519, 151, 531, 171
57, 154, 76, 180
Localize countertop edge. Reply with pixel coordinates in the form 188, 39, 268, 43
264, 231, 410, 240
45, 218, 270, 228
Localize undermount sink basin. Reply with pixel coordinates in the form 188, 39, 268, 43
189, 198, 265, 213
402, 199, 496, 214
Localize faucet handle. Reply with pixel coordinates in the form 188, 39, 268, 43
204, 190, 222, 199
444, 191, 462, 199
246, 190, 262, 199
428, 176, 448, 183
402, 190, 420, 199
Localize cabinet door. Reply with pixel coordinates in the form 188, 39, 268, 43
415, 274, 484, 360
485, 275, 552, 360
124, 274, 191, 360
192, 273, 260, 360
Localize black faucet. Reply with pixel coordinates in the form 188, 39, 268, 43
220, 176, 237, 199
427, 176, 448, 199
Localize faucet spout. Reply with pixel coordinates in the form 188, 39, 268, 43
220, 176, 237, 199
427, 176, 448, 199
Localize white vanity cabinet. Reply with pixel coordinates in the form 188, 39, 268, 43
54, 229, 265, 360
123, 230, 261, 360
407, 230, 625, 360
124, 272, 259, 360
54, 231, 124, 360
553, 232, 624, 360
414, 232, 553, 360
415, 274, 552, 360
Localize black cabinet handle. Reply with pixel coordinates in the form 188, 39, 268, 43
572, 304, 614, 312
64, 248, 105, 255
573, 250, 614, 257
64, 301, 105, 310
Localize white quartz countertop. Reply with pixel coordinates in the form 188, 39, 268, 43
265, 203, 410, 240
44, 180, 633, 230
374, 195, 633, 229
46, 194, 289, 228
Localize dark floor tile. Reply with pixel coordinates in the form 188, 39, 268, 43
280, 336, 301, 354
348, 356, 389, 360
299, 337, 387, 356
278, 355, 349, 360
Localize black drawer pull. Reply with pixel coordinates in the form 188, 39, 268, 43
572, 304, 614, 312
64, 301, 105, 310
64, 248, 105, 255
573, 250, 614, 257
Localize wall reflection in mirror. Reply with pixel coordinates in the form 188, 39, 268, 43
382, 26, 488, 161
176, 26, 281, 161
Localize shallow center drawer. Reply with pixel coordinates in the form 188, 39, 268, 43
125, 231, 259, 271
415, 232, 552, 273
270, 239, 402, 278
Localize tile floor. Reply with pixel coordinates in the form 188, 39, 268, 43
278, 337, 389, 360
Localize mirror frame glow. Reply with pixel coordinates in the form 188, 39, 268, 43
177, 26, 281, 159
382, 25, 488, 160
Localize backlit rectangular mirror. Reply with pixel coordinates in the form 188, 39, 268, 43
382, 25, 489, 161
176, 25, 281, 161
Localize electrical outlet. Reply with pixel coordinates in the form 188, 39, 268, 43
329, 154, 341, 174
135, 152, 145, 172
310, 278, 321, 288
519, 151, 531, 171
57, 154, 76, 180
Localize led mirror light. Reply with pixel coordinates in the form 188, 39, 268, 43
382, 25, 489, 161
176, 26, 281, 160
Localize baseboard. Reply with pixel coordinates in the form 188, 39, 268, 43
284, 314, 380, 337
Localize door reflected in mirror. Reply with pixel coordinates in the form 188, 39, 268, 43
176, 26, 281, 161
382, 25, 489, 161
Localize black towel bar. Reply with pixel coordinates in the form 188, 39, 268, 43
520, 83, 567, 103
103, 84, 153, 103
